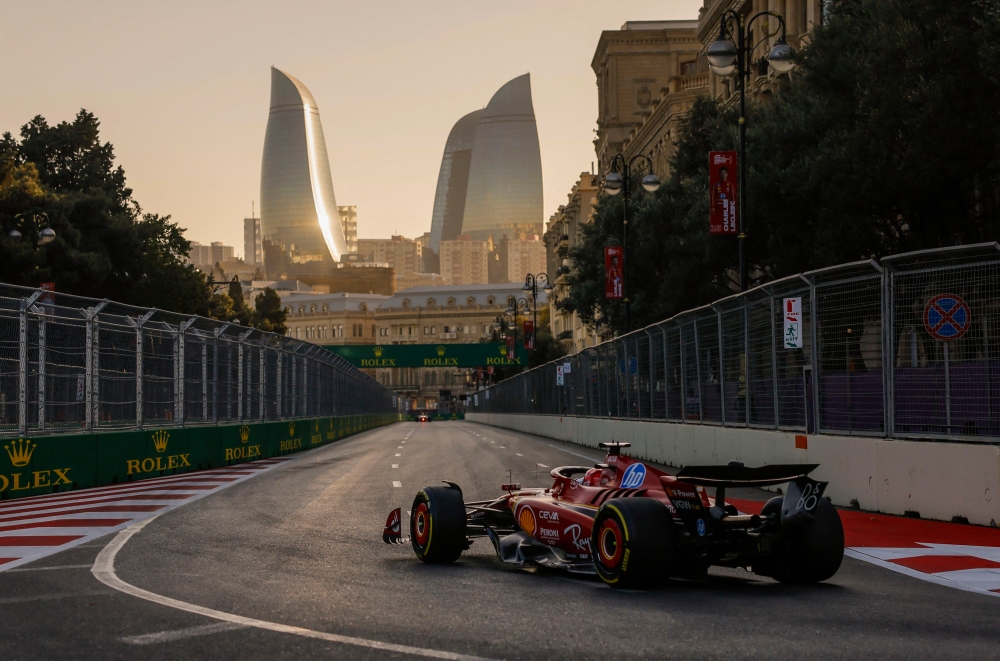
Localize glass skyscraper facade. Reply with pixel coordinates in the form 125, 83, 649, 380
260, 67, 348, 278
428, 109, 483, 253
461, 74, 544, 242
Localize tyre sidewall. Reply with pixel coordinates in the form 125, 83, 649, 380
591, 498, 674, 588
410, 486, 467, 564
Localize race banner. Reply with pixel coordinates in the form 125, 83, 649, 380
709, 151, 738, 235
506, 335, 516, 361
605, 246, 624, 299
523, 321, 535, 350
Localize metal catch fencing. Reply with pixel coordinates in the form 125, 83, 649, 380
0, 283, 397, 437
471, 243, 1000, 442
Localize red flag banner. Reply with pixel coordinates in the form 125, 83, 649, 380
523, 321, 535, 350
605, 246, 624, 299
709, 151, 738, 235
506, 335, 516, 360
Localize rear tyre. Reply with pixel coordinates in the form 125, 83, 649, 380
771, 498, 845, 583
591, 498, 675, 588
410, 486, 467, 564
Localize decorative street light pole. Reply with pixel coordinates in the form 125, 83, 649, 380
493, 311, 518, 360
521, 273, 552, 353
706, 10, 796, 292
603, 154, 660, 333
9, 212, 56, 249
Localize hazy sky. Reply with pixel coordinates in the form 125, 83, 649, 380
2, 1, 702, 257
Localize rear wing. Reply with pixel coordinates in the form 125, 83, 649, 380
674, 463, 818, 488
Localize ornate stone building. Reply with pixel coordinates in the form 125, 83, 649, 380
592, 21, 708, 180
374, 284, 544, 410
543, 173, 602, 353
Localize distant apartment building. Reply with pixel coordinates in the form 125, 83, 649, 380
440, 236, 489, 285
244, 217, 263, 266
338, 206, 358, 254
506, 237, 546, 286
188, 241, 235, 268
357, 236, 421, 278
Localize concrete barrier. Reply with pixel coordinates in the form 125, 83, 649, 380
466, 413, 1000, 527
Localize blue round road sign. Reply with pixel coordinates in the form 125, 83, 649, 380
923, 293, 971, 341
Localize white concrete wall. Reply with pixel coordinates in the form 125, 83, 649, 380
466, 413, 1000, 527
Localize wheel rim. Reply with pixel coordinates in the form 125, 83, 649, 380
413, 502, 430, 546
597, 519, 623, 569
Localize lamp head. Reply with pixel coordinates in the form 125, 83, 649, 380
707, 38, 738, 77
768, 38, 796, 74
38, 227, 56, 245
604, 171, 624, 195
641, 173, 661, 193
8, 229, 22, 243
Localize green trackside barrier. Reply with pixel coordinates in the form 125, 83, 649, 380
0, 414, 405, 501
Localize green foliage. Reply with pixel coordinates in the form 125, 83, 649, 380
560, 0, 1000, 336
253, 288, 288, 335
0, 110, 210, 314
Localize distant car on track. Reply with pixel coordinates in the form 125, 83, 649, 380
383, 441, 844, 587
417, 414, 430, 422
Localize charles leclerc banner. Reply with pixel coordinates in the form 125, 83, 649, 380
709, 151, 738, 235
605, 246, 624, 299
523, 321, 535, 349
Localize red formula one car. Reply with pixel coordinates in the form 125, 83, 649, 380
383, 442, 844, 587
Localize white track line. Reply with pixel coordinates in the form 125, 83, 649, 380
122, 622, 247, 645
92, 517, 499, 661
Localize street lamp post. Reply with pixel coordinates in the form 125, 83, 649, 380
521, 273, 552, 353
493, 311, 518, 360
707, 10, 796, 292
9, 212, 56, 249
603, 154, 660, 333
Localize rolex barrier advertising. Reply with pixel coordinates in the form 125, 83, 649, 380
323, 343, 528, 368
0, 414, 403, 500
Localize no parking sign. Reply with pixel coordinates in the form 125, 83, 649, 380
923, 293, 971, 341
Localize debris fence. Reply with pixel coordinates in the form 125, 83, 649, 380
471, 244, 1000, 442
0, 284, 398, 437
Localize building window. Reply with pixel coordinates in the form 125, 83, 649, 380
338, 325, 344, 337
372, 324, 377, 337
680, 60, 697, 76
431, 326, 437, 334
467, 296, 475, 306
402, 299, 410, 308
447, 298, 455, 307
295, 327, 301, 339
486, 297, 494, 305
427, 298, 436, 307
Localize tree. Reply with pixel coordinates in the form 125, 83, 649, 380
253, 288, 287, 335
0, 110, 210, 314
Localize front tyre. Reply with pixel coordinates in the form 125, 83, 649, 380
591, 498, 675, 588
410, 486, 467, 564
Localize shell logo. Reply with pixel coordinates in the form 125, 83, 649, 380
518, 506, 536, 536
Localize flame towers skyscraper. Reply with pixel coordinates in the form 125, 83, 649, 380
428, 74, 544, 252
260, 67, 347, 278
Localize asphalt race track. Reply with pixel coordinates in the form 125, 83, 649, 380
2, 421, 1000, 660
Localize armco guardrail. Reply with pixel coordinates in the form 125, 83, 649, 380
0, 414, 403, 500
0, 283, 399, 437
471, 243, 1000, 443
